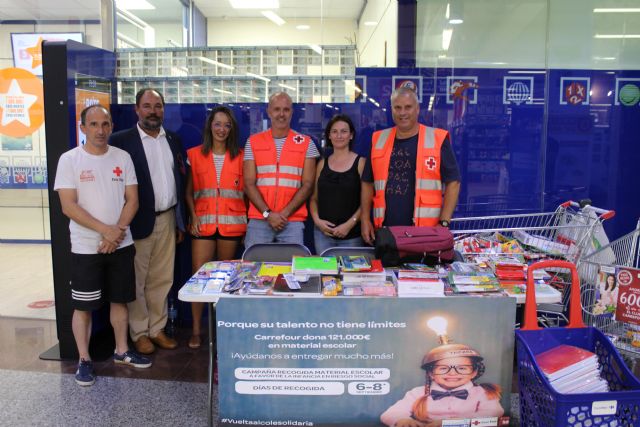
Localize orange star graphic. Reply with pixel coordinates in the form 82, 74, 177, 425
25, 37, 44, 69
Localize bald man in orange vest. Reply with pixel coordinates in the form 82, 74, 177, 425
243, 92, 320, 248
360, 87, 461, 244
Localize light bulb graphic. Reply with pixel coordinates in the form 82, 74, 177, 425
427, 316, 449, 344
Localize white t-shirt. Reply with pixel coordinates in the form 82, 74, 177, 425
54, 145, 138, 254
243, 135, 320, 162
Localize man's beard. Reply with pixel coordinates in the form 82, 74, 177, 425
140, 115, 162, 130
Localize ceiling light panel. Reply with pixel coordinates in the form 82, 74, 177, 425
261, 10, 285, 26
229, 0, 279, 9
116, 0, 155, 10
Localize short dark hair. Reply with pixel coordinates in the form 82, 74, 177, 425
80, 104, 110, 125
135, 88, 165, 107
324, 114, 356, 150
201, 106, 240, 160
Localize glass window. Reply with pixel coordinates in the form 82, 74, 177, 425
0, 1, 102, 241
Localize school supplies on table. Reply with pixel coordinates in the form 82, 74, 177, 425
257, 263, 292, 277
292, 256, 339, 275
338, 255, 371, 272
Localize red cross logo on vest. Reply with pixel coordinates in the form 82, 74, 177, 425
113, 166, 123, 177
425, 156, 437, 170
293, 134, 305, 144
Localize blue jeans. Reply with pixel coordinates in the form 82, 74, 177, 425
313, 226, 365, 255
244, 219, 305, 249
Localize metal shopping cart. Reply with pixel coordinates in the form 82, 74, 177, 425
580, 219, 640, 373
451, 201, 615, 326
450, 200, 615, 263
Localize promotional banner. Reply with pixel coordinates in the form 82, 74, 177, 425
615, 267, 640, 325
74, 74, 112, 146
217, 297, 516, 427
11, 32, 83, 76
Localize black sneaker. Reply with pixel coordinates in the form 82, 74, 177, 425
113, 350, 152, 368
75, 359, 95, 386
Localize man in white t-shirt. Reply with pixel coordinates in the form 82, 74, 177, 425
54, 105, 151, 387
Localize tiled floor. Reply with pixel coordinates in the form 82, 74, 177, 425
0, 244, 55, 320
0, 315, 215, 426
0, 244, 527, 426
0, 315, 211, 380
0, 243, 215, 426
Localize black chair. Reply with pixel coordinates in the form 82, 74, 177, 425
241, 243, 312, 262
319, 246, 376, 259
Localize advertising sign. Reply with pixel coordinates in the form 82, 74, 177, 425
0, 67, 44, 138
217, 297, 516, 426
11, 32, 83, 76
74, 74, 111, 146
615, 267, 640, 325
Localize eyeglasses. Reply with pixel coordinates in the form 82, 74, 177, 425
432, 365, 475, 375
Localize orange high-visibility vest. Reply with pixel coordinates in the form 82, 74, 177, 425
187, 146, 247, 237
371, 124, 447, 228
247, 129, 310, 221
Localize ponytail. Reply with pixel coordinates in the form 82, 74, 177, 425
411, 375, 431, 422
479, 383, 502, 400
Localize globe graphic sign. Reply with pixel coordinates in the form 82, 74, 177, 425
507, 82, 530, 105
619, 84, 640, 106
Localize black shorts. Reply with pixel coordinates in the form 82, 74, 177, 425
192, 231, 242, 242
70, 244, 136, 311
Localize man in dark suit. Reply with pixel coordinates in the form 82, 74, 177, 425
109, 88, 186, 354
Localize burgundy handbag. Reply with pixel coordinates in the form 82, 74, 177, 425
374, 226, 455, 267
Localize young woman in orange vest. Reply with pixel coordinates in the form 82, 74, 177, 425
185, 106, 246, 349
310, 114, 366, 255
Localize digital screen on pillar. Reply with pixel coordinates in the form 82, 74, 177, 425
11, 32, 84, 76
75, 73, 112, 146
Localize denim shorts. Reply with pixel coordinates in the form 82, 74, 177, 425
313, 226, 364, 255
243, 219, 305, 249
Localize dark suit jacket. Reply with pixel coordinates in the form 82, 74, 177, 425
109, 126, 186, 240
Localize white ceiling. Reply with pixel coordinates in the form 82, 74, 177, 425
194, 0, 365, 20
0, 0, 365, 21
0, 0, 100, 20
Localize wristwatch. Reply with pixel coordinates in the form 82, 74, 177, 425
439, 219, 450, 228
262, 209, 271, 219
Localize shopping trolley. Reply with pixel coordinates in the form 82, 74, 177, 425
517, 260, 640, 427
580, 219, 640, 372
450, 200, 615, 264
451, 201, 615, 326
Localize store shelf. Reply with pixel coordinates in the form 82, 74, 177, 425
115, 45, 356, 104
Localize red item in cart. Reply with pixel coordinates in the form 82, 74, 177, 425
535, 344, 597, 381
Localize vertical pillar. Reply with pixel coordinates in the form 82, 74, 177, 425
397, 0, 417, 69
100, 0, 116, 51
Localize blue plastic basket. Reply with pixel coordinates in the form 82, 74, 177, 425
516, 260, 640, 427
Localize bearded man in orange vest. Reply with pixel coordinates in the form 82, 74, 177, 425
243, 92, 320, 248
360, 87, 461, 245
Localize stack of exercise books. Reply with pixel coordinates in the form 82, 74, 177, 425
395, 269, 444, 297
447, 262, 502, 294
340, 259, 386, 283
513, 229, 572, 257
535, 344, 609, 394
338, 255, 371, 272
292, 256, 339, 277
342, 281, 397, 297
488, 254, 527, 284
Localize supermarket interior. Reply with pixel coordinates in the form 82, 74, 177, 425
1, 0, 640, 426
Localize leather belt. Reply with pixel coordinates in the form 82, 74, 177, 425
155, 206, 175, 216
